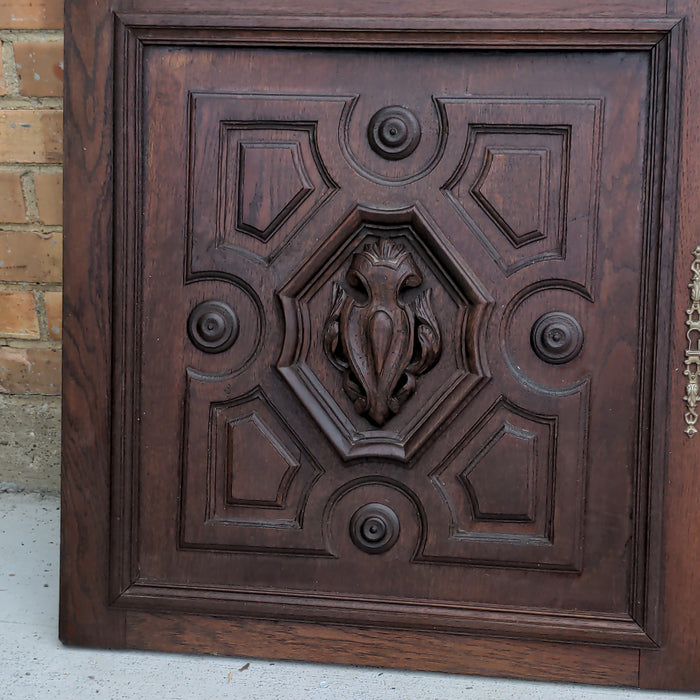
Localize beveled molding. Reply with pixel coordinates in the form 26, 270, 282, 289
114, 12, 681, 47
110, 13, 683, 650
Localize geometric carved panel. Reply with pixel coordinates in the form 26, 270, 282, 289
471, 148, 548, 249
460, 420, 536, 522
424, 387, 590, 572
180, 379, 327, 554
225, 412, 300, 507
235, 142, 313, 242
187, 93, 346, 271
221, 127, 335, 261
446, 128, 568, 275
97, 25, 677, 658
441, 99, 602, 285
210, 389, 318, 527
434, 397, 553, 539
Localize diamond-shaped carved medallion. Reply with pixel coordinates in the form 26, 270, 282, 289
278, 204, 492, 462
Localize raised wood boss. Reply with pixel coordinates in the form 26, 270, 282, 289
61, 0, 700, 690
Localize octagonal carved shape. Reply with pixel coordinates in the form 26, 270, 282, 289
278, 204, 492, 462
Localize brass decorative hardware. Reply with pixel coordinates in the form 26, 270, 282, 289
684, 246, 700, 437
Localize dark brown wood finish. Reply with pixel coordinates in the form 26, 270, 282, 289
61, 0, 700, 690
639, 0, 700, 690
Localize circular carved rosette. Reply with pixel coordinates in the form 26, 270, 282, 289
367, 106, 421, 161
350, 503, 400, 554
531, 311, 584, 365
188, 300, 240, 353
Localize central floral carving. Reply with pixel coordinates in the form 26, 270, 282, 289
323, 239, 441, 426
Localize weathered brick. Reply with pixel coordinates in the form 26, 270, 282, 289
0, 172, 26, 222
0, 110, 62, 164
0, 0, 63, 29
0, 290, 39, 339
0, 230, 62, 283
43, 289, 61, 339
33, 170, 62, 225
14, 41, 64, 97
0, 346, 61, 395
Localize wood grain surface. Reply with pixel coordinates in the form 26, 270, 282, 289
61, 0, 699, 690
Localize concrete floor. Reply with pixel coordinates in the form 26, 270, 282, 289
1, 491, 695, 700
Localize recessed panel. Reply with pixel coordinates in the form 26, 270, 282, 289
114, 36, 666, 648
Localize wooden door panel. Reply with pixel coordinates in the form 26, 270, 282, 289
115, 41, 659, 645
63, 4, 699, 690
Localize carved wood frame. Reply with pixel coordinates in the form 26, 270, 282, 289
62, 6, 691, 687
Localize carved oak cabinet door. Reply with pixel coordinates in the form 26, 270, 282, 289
61, 0, 700, 690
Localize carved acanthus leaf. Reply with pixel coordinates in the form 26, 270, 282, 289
408, 289, 441, 376
322, 282, 349, 372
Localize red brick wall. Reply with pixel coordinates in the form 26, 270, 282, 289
0, 0, 63, 490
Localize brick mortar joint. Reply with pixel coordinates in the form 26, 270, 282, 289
0, 223, 62, 233
0, 97, 63, 109
0, 37, 19, 94
20, 170, 40, 223
0, 30, 64, 42
0, 282, 63, 292
0, 164, 62, 173
0, 339, 61, 349
33, 287, 51, 341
